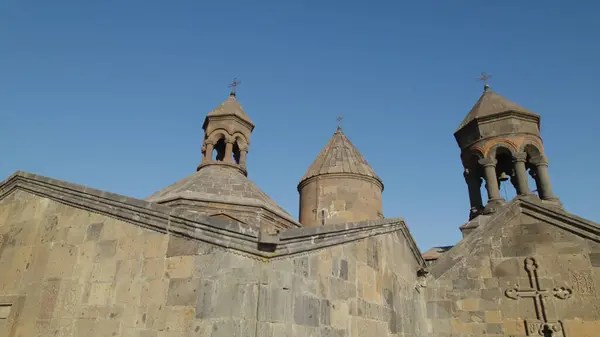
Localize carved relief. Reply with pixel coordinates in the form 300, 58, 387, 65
569, 271, 595, 296
504, 257, 573, 336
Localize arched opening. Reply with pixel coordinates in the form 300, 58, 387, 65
494, 147, 517, 200
464, 153, 485, 215
232, 140, 241, 164
213, 138, 226, 161
523, 144, 543, 196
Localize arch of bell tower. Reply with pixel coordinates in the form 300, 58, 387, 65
455, 81, 561, 221
198, 80, 254, 176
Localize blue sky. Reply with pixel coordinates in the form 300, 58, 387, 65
1, 1, 599, 251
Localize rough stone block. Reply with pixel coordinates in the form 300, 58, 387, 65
167, 278, 198, 306
86, 223, 104, 241
166, 235, 200, 257
294, 295, 320, 327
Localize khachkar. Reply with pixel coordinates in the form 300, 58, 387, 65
505, 257, 573, 336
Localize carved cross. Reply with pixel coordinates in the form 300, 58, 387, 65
229, 78, 241, 95
477, 72, 492, 86
505, 257, 573, 336
336, 116, 343, 128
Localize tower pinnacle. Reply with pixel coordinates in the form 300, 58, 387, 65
228, 78, 241, 97
477, 72, 492, 91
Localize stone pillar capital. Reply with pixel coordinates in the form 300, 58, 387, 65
478, 158, 497, 167
512, 152, 528, 162
204, 140, 215, 146
530, 155, 549, 166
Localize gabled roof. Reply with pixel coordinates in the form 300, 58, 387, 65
456, 88, 539, 131
205, 93, 254, 126
300, 127, 382, 186
428, 197, 600, 279
146, 165, 299, 227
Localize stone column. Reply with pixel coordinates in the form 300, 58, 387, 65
478, 158, 503, 202
512, 152, 531, 196
224, 140, 234, 163
239, 149, 248, 167
203, 142, 214, 163
464, 168, 483, 217
531, 155, 558, 200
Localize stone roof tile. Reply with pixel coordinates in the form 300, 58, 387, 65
206, 94, 254, 126
456, 88, 538, 131
300, 127, 382, 184
146, 165, 297, 225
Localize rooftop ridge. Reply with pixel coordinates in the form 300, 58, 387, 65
0, 171, 421, 262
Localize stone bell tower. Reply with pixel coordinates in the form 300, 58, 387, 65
455, 76, 561, 222
198, 79, 255, 175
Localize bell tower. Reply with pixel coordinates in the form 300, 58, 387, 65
198, 79, 255, 176
455, 75, 561, 221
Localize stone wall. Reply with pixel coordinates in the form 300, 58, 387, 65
0, 189, 426, 337
0, 191, 261, 337
298, 175, 383, 227
257, 229, 428, 337
425, 205, 600, 337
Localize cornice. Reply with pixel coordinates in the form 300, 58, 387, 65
297, 172, 384, 192
0, 171, 421, 264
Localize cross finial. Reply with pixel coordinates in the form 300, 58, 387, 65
336, 116, 343, 130
477, 72, 492, 91
229, 78, 241, 96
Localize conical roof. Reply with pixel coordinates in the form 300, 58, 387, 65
300, 127, 382, 185
206, 93, 254, 126
456, 88, 538, 131
146, 165, 297, 225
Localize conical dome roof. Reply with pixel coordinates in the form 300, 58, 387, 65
456, 88, 538, 131
205, 93, 254, 127
300, 127, 382, 187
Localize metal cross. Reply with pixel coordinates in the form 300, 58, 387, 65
505, 257, 573, 336
229, 78, 241, 95
477, 72, 492, 86
336, 116, 343, 128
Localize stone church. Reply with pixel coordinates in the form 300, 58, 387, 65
0, 82, 599, 337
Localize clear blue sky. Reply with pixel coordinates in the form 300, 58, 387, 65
2, 1, 599, 251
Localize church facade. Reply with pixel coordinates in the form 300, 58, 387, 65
0, 84, 599, 337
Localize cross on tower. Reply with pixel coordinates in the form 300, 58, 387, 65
336, 116, 343, 130
477, 72, 492, 90
229, 78, 241, 96
505, 257, 573, 336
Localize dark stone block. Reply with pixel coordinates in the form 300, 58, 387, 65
294, 295, 320, 326
492, 259, 520, 279
383, 288, 393, 307
501, 240, 534, 257
452, 278, 478, 290
294, 257, 309, 277
339, 259, 348, 280
167, 235, 200, 257
485, 323, 504, 334
86, 222, 104, 241
96, 240, 117, 259
469, 311, 484, 323
480, 288, 501, 301
367, 239, 379, 270
589, 253, 600, 267
169, 278, 199, 306
195, 280, 216, 318
320, 299, 331, 325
